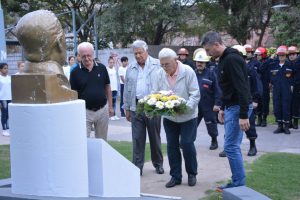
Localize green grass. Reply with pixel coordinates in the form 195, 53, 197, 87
0, 145, 10, 179
0, 142, 167, 179
201, 153, 300, 200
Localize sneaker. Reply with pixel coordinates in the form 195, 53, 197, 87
110, 116, 116, 121
2, 130, 10, 137
114, 116, 120, 120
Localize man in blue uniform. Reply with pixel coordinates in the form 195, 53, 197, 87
245, 45, 263, 126
255, 47, 271, 127
194, 48, 222, 150
270, 46, 294, 134
287, 46, 299, 129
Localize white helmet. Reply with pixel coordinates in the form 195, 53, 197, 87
193, 48, 210, 62
232, 45, 247, 56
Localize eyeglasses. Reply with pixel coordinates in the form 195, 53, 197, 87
160, 63, 172, 68
81, 54, 93, 59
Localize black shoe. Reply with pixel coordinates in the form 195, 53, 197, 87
261, 116, 267, 127
293, 119, 298, 129
155, 166, 164, 174
273, 124, 284, 134
247, 146, 257, 156
188, 174, 197, 186
284, 125, 291, 134
165, 177, 181, 188
209, 141, 218, 150
219, 150, 226, 157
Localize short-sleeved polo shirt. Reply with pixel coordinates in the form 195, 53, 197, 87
70, 63, 110, 110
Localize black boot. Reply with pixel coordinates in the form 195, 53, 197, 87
284, 123, 291, 134
209, 137, 218, 150
293, 118, 299, 129
261, 115, 267, 127
247, 139, 257, 156
256, 115, 262, 126
273, 122, 284, 134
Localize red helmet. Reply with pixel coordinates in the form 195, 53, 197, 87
244, 44, 254, 52
288, 46, 298, 54
276, 45, 288, 56
177, 48, 189, 56
254, 47, 268, 59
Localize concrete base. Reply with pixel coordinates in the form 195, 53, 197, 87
223, 186, 272, 200
8, 100, 89, 197
0, 180, 171, 200
88, 139, 140, 197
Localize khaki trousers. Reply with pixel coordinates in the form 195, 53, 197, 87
86, 104, 109, 140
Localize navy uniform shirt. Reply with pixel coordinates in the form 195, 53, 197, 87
70, 62, 110, 110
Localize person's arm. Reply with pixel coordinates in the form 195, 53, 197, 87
123, 68, 131, 122
212, 71, 222, 111
105, 84, 114, 117
186, 68, 200, 111
227, 56, 249, 119
227, 56, 250, 131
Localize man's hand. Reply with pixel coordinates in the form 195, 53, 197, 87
109, 107, 114, 117
125, 110, 131, 122
239, 118, 250, 131
213, 105, 221, 112
218, 110, 224, 124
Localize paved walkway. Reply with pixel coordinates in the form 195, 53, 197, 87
1, 117, 300, 200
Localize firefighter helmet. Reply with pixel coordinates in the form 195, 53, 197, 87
276, 45, 288, 56
254, 47, 268, 59
193, 48, 210, 62
232, 45, 247, 56
244, 44, 254, 52
288, 46, 298, 54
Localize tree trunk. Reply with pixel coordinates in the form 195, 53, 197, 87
257, 9, 272, 47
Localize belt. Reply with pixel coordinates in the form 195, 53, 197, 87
87, 105, 105, 112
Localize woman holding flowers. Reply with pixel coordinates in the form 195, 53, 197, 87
153, 48, 200, 188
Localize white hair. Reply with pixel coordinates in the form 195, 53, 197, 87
132, 40, 148, 51
77, 42, 94, 54
158, 48, 178, 59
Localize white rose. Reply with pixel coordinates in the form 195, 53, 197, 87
165, 101, 175, 109
159, 90, 173, 96
172, 100, 181, 106
178, 97, 186, 104
147, 97, 157, 105
138, 98, 145, 103
155, 101, 164, 109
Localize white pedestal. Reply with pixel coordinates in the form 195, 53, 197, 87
9, 100, 89, 197
88, 139, 140, 197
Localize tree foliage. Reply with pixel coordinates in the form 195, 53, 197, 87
270, 3, 300, 47
196, 0, 273, 46
98, 0, 197, 46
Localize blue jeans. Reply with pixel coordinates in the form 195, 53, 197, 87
112, 90, 118, 116
224, 105, 252, 187
163, 118, 197, 181
0, 100, 11, 130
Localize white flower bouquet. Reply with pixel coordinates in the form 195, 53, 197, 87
136, 90, 188, 118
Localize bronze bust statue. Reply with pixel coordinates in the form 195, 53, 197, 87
12, 10, 77, 103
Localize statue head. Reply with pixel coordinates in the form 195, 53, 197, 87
16, 10, 66, 66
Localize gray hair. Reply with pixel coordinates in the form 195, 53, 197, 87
158, 48, 178, 59
200, 31, 223, 46
77, 42, 94, 54
132, 40, 148, 51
